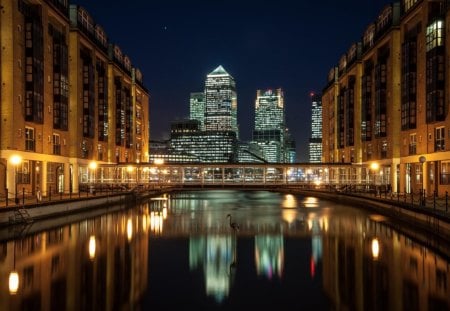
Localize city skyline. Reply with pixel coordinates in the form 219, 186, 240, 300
74, 0, 392, 161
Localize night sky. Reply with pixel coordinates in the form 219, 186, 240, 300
74, 0, 392, 162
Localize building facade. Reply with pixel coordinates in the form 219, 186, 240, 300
0, 0, 149, 200
322, 0, 450, 196
204, 65, 238, 136
309, 92, 323, 163
189, 92, 205, 130
253, 88, 286, 162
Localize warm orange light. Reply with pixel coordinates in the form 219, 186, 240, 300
127, 218, 133, 241
371, 238, 380, 259
88, 161, 97, 170
370, 162, 379, 171
10, 155, 22, 166
9, 271, 19, 294
154, 158, 164, 165
88, 235, 96, 259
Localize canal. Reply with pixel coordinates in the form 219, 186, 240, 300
1, 190, 449, 310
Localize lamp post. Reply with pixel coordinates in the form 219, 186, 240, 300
419, 156, 426, 205
369, 162, 380, 196
89, 161, 97, 195
10, 155, 22, 205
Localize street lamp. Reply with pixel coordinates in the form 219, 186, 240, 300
370, 162, 379, 183
10, 155, 22, 205
89, 161, 97, 195
419, 156, 426, 204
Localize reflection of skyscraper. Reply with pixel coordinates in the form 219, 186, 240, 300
189, 235, 236, 303
190, 92, 205, 130
254, 234, 284, 279
204, 66, 238, 136
253, 89, 285, 163
309, 92, 322, 163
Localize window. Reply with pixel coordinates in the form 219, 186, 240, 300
18, 160, 30, 184
81, 141, 88, 159
25, 127, 35, 151
98, 144, 103, 161
440, 161, 450, 185
409, 133, 417, 155
435, 127, 445, 151
426, 20, 445, 123
403, 0, 418, 12
362, 61, 373, 141
53, 133, 61, 155
426, 20, 444, 52
381, 141, 388, 159
375, 57, 387, 137
401, 35, 417, 130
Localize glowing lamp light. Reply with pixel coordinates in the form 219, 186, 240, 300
371, 238, 380, 260
370, 162, 379, 171
154, 158, 164, 165
88, 161, 97, 170
9, 271, 19, 294
88, 235, 96, 259
10, 155, 22, 166
127, 218, 133, 241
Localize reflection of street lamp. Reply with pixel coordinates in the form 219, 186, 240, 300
88, 235, 96, 260
371, 238, 380, 260
10, 155, 22, 204
9, 241, 19, 294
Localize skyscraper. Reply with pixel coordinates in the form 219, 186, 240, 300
309, 92, 322, 163
190, 92, 205, 130
204, 65, 238, 137
253, 88, 286, 162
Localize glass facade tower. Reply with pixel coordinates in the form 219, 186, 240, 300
309, 92, 322, 163
190, 92, 205, 130
204, 65, 238, 137
253, 88, 286, 162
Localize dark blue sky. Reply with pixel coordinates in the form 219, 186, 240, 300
74, 0, 392, 161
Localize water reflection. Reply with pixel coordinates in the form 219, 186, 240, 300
0, 190, 449, 310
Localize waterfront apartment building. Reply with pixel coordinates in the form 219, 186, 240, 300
322, 0, 450, 196
253, 88, 286, 163
0, 1, 149, 200
309, 92, 322, 163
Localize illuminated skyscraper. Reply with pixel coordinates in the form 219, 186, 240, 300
253, 88, 286, 162
204, 65, 238, 137
309, 92, 322, 163
190, 92, 205, 130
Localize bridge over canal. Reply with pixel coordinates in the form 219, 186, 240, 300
79, 162, 390, 191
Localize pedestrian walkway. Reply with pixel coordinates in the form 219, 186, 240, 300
0, 187, 131, 209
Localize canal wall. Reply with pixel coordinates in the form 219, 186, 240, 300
284, 188, 450, 244
0, 193, 133, 228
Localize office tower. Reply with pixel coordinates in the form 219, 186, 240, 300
284, 129, 297, 163
190, 92, 205, 130
170, 121, 237, 163
204, 65, 238, 137
309, 92, 322, 163
0, 1, 149, 200
252, 88, 285, 162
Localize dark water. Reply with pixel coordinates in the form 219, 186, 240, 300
1, 190, 449, 310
